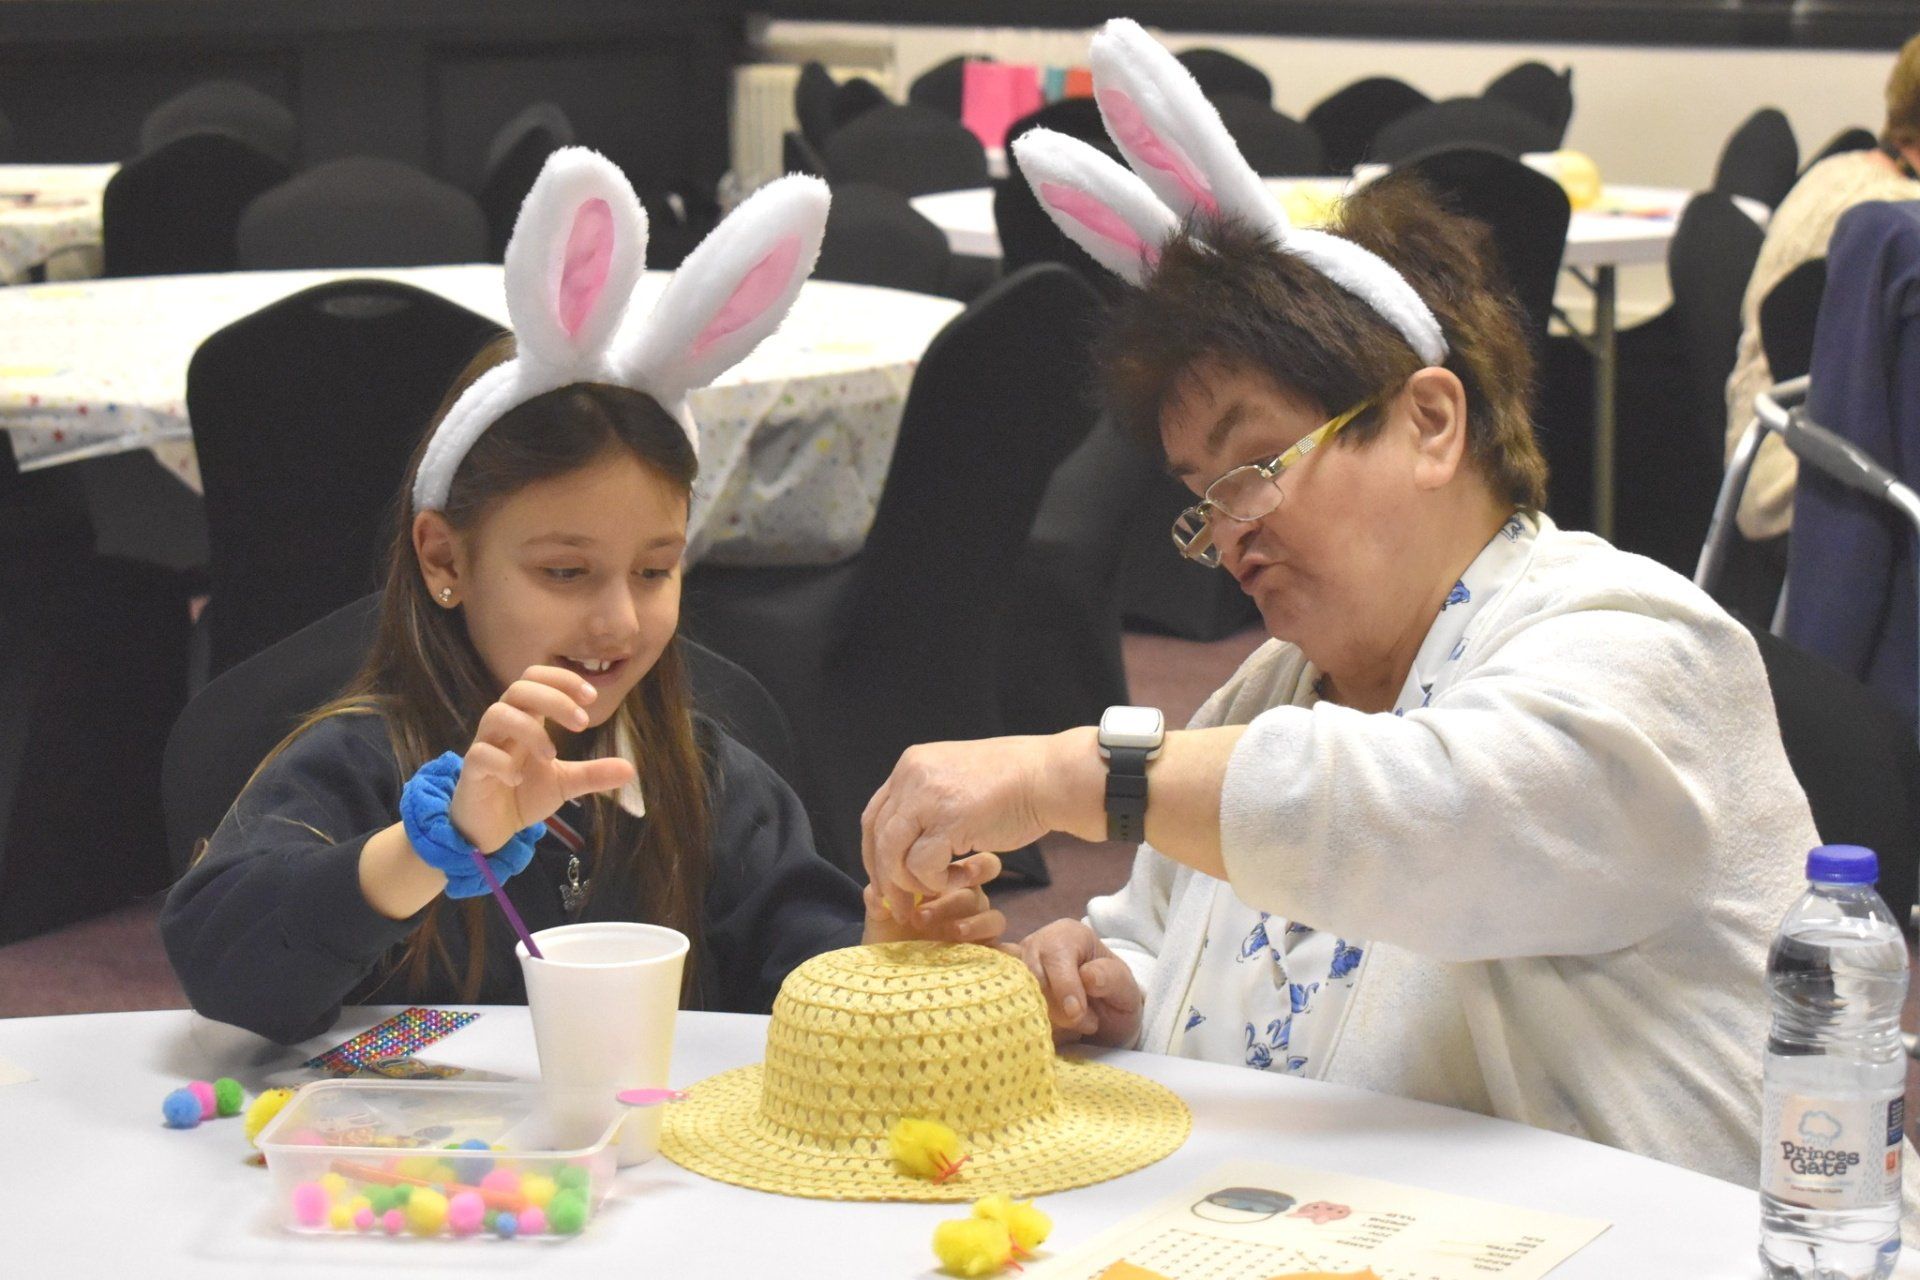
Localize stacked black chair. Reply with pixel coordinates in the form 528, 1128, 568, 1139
1176, 48, 1272, 106
477, 103, 575, 260
139, 80, 298, 167
187, 279, 503, 677
682, 266, 1105, 876
814, 182, 952, 296
794, 62, 839, 152
1304, 77, 1431, 175
783, 130, 829, 180
823, 104, 988, 198
1805, 127, 1879, 173
831, 78, 892, 132
909, 55, 987, 119
1372, 97, 1560, 166
1482, 61, 1574, 148
1211, 96, 1324, 176
1393, 149, 1570, 354
237, 157, 488, 270
0, 107, 17, 162
102, 133, 291, 277
161, 591, 809, 881
996, 98, 1125, 284
1713, 108, 1799, 209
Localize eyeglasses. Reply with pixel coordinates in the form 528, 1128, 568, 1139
1170, 398, 1375, 567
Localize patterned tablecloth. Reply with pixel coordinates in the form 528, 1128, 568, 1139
0, 265, 962, 566
0, 164, 116, 282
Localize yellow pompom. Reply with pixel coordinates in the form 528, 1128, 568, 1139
933, 1217, 1014, 1277
405, 1187, 448, 1236
396, 1155, 439, 1181
346, 1195, 372, 1216
973, 1194, 1052, 1254
318, 1171, 350, 1201
889, 1117, 968, 1182
243, 1087, 295, 1146
520, 1173, 557, 1207
327, 1203, 354, 1232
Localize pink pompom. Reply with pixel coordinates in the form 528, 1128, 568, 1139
447, 1190, 485, 1236
285, 1128, 327, 1147
352, 1207, 376, 1232
381, 1209, 406, 1236
290, 1182, 329, 1228
187, 1080, 218, 1120
518, 1207, 548, 1235
480, 1169, 520, 1195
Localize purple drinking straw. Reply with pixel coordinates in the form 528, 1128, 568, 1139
470, 849, 543, 959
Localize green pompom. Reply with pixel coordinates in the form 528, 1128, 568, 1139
547, 1188, 588, 1235
554, 1165, 589, 1193
212, 1077, 245, 1118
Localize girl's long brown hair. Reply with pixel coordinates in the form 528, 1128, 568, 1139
260, 335, 711, 1001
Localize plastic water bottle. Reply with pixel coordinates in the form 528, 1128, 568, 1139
1761, 844, 1908, 1278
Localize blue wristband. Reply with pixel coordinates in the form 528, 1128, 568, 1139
400, 751, 547, 901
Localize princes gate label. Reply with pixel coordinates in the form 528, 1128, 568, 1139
1762, 1086, 1904, 1209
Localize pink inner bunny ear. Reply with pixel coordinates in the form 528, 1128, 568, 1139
557, 198, 615, 337
689, 233, 802, 358
1098, 89, 1219, 217
1039, 182, 1159, 267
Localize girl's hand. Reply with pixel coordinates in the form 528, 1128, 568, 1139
446, 665, 637, 853
861, 852, 1006, 947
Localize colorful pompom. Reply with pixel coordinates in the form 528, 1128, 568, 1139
890, 1117, 968, 1182
554, 1164, 590, 1194
381, 1208, 406, 1236
352, 1207, 377, 1233
519, 1207, 549, 1236
396, 1155, 439, 1181
243, 1087, 295, 1146
519, 1173, 557, 1208
480, 1169, 520, 1196
327, 1203, 354, 1232
973, 1194, 1053, 1255
454, 1138, 495, 1179
493, 1211, 519, 1239
933, 1217, 1014, 1277
547, 1188, 588, 1235
406, 1187, 449, 1237
290, 1182, 329, 1228
162, 1088, 202, 1129
447, 1190, 486, 1236
318, 1171, 350, 1201
213, 1077, 245, 1117
187, 1080, 218, 1119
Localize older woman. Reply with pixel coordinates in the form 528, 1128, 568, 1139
860, 20, 1909, 1209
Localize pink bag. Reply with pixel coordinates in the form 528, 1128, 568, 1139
961, 61, 1043, 150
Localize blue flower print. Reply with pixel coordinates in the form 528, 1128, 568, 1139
1286, 1056, 1309, 1073
1444, 580, 1471, 608
1238, 913, 1274, 962
1284, 920, 1312, 937
1185, 1006, 1205, 1031
1501, 515, 1524, 542
1329, 939, 1364, 979
1449, 638, 1467, 662
1419, 681, 1434, 708
1288, 981, 1319, 1015
1266, 1017, 1292, 1051
1244, 1023, 1274, 1070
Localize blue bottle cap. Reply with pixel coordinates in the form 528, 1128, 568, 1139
1806, 844, 1879, 884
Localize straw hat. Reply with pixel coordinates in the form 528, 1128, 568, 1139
661, 942, 1191, 1201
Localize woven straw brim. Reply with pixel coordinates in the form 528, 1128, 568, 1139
661, 1056, 1191, 1202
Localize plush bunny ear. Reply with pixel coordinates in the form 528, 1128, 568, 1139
1285, 228, 1449, 365
1089, 18, 1278, 233
502, 147, 648, 373
1012, 128, 1179, 287
622, 175, 828, 405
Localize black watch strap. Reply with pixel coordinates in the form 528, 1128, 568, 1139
1104, 745, 1152, 843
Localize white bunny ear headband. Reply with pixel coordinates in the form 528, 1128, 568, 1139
1011, 18, 1447, 365
413, 147, 829, 511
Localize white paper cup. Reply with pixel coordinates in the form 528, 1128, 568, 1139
517, 922, 688, 1167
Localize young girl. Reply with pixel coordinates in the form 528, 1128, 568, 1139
161, 151, 1002, 1046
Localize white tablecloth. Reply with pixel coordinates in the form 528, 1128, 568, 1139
0, 1003, 1812, 1277
0, 266, 962, 566
0, 163, 115, 282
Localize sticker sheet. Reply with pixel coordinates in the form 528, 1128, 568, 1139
301, 1007, 480, 1076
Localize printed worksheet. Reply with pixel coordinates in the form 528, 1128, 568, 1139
1030, 1160, 1609, 1280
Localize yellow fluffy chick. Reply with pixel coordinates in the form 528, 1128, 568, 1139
243, 1087, 296, 1146
889, 1117, 968, 1182
933, 1217, 1014, 1277
973, 1193, 1052, 1256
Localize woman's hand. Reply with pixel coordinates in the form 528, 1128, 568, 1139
1006, 918, 1144, 1048
860, 852, 1006, 947
446, 665, 637, 853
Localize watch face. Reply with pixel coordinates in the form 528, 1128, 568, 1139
1100, 705, 1165, 749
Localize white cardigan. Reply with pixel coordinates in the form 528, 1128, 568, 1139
1090, 518, 1918, 1213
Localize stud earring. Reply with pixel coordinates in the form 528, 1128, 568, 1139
437, 587, 454, 606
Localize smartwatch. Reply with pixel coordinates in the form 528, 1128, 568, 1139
1098, 705, 1165, 843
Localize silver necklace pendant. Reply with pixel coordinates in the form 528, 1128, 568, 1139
560, 854, 587, 914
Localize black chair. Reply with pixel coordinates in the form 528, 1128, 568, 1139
1176, 48, 1272, 106
1210, 96, 1324, 177
102, 133, 291, 277
237, 157, 489, 270
823, 104, 989, 198
831, 77, 892, 132
1304, 77, 1432, 175
995, 98, 1127, 289
1393, 149, 1570, 354
0, 107, 14, 162
1760, 257, 1828, 385
1119, 475, 1262, 640
783, 130, 828, 180
1482, 61, 1573, 147
1749, 622, 1920, 933
1372, 97, 1560, 166
909, 54, 987, 120
477, 103, 574, 261
186, 279, 503, 677
161, 592, 810, 882
1806, 127, 1879, 174
681, 266, 1105, 875
814, 182, 953, 296
1713, 108, 1799, 209
794, 62, 839, 152
139, 79, 298, 167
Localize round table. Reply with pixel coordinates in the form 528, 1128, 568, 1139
0, 1004, 1795, 1277
0, 266, 962, 567
0, 163, 115, 283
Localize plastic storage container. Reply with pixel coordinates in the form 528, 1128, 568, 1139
255, 1080, 621, 1239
